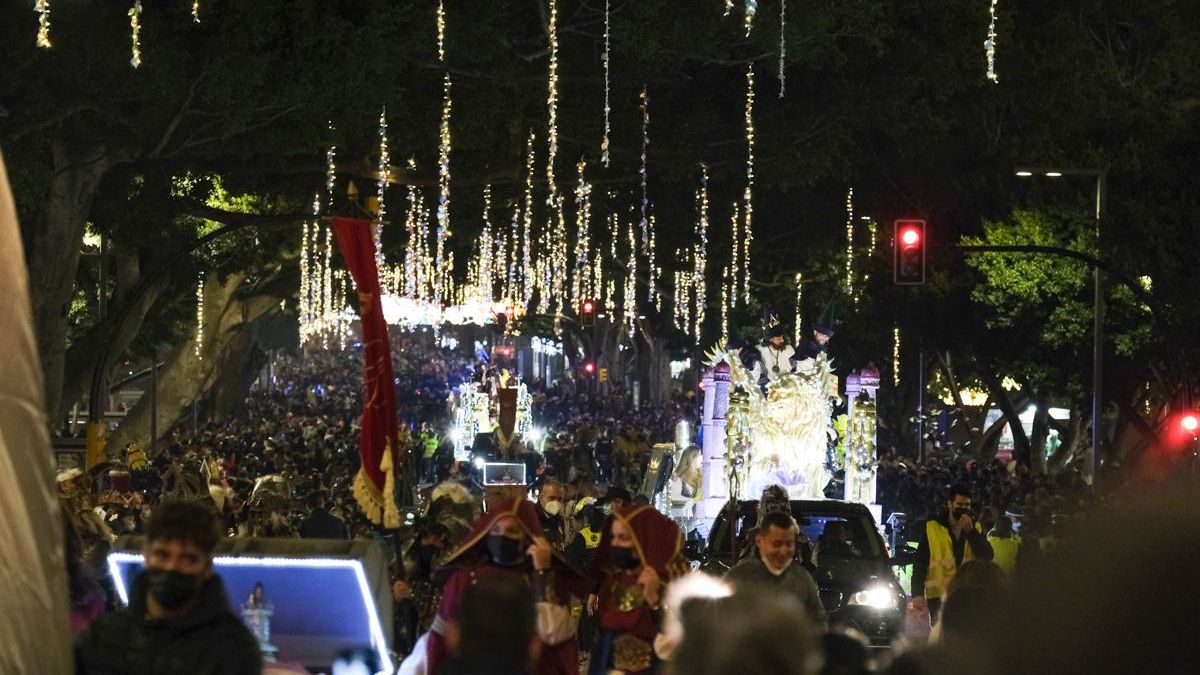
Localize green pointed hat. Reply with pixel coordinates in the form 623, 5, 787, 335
815, 299, 837, 337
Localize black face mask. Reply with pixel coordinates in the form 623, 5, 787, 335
416, 543, 439, 568
612, 546, 640, 570
953, 507, 973, 521
487, 535, 526, 566
144, 569, 202, 610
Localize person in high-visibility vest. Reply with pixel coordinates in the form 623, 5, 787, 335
419, 425, 440, 484
987, 514, 1021, 577
910, 484, 994, 625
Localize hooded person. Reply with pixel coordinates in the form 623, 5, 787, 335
588, 505, 689, 675
424, 496, 584, 675
794, 300, 836, 365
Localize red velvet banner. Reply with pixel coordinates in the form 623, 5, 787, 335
330, 216, 401, 527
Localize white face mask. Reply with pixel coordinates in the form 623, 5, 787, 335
764, 558, 793, 577
542, 500, 562, 517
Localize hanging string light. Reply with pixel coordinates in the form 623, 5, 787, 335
844, 187, 855, 296
729, 202, 741, 308
194, 272, 205, 359
648, 211, 659, 305
34, 1, 51, 48
694, 165, 710, 345
985, 0, 999, 83
129, 1, 143, 69
192, 1, 200, 23
435, 73, 453, 305
742, 64, 755, 306
857, 217, 877, 305
545, 0, 561, 261
720, 265, 730, 347
639, 86, 650, 256
794, 272, 804, 344
521, 131, 536, 310
892, 326, 902, 386
600, 0, 612, 167
624, 220, 637, 336
724, 0, 734, 17
437, 0, 446, 62
573, 160, 593, 305
606, 212, 619, 317
778, 0, 787, 98
744, 0, 758, 37
374, 106, 390, 270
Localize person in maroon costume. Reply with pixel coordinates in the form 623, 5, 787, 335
588, 505, 689, 675
427, 496, 583, 675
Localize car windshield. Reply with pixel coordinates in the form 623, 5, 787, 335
706, 503, 885, 561
798, 512, 885, 561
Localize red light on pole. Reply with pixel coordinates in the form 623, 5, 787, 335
583, 362, 596, 375
1182, 414, 1199, 433
893, 219, 927, 285
580, 298, 596, 326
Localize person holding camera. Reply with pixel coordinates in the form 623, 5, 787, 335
910, 484, 994, 626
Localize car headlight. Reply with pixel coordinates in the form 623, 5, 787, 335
848, 585, 897, 609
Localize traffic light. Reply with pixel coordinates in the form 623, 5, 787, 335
893, 220, 926, 285
582, 361, 596, 376
1181, 413, 1199, 434
580, 298, 596, 326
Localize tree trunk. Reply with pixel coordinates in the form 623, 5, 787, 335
107, 272, 279, 450
26, 141, 120, 427
59, 246, 166, 417
1029, 390, 1050, 474
980, 369, 1032, 467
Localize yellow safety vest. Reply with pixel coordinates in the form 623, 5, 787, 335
580, 526, 601, 550
988, 534, 1020, 577
925, 520, 981, 599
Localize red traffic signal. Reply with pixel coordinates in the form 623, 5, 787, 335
580, 298, 596, 326
1182, 413, 1199, 433
583, 361, 596, 375
894, 219, 926, 285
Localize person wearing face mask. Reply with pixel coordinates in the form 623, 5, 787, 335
588, 504, 689, 675
75, 500, 261, 675
726, 512, 827, 628
424, 497, 584, 675
536, 479, 568, 551
392, 523, 449, 656
910, 483, 994, 626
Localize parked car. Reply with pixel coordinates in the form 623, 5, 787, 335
696, 499, 909, 645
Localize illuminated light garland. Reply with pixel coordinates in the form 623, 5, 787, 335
844, 187, 855, 295
435, 73, 453, 306
129, 1, 143, 69
857, 217, 876, 305
544, 0, 561, 310
778, 0, 786, 98
985, 0, 998, 83
729, 202, 740, 308
744, 0, 757, 37
374, 106, 390, 270
436, 0, 446, 62
606, 213, 619, 316
694, 165, 710, 345
724, 0, 734, 17
192, 0, 200, 23
600, 0, 611, 167
194, 272, 204, 359
639, 86, 650, 257
34, 0, 51, 48
794, 272, 804, 344
648, 213, 659, 306
720, 265, 730, 347
521, 131, 536, 310
552, 195, 568, 313
624, 220, 637, 336
573, 160, 592, 305
893, 325, 901, 386
742, 64, 755, 306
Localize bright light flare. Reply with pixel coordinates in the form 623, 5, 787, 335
900, 228, 921, 247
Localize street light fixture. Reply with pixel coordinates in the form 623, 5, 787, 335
1013, 166, 1108, 488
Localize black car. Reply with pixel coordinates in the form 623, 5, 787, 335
696, 499, 909, 645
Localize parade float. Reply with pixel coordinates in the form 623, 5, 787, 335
449, 368, 534, 461
692, 347, 882, 529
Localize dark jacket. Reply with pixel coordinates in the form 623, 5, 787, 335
438, 655, 530, 675
299, 508, 350, 539
76, 572, 261, 675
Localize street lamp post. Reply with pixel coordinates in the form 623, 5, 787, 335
1015, 167, 1107, 488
